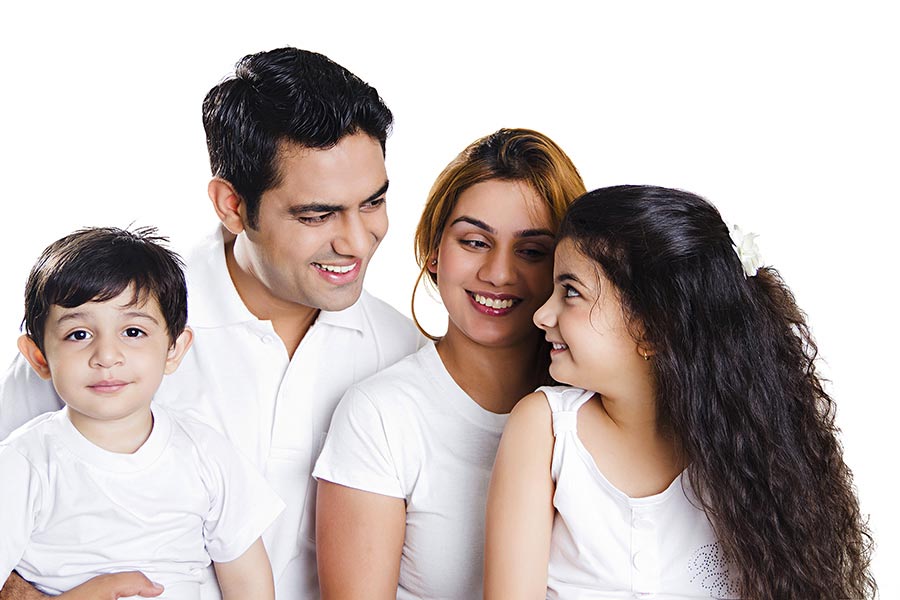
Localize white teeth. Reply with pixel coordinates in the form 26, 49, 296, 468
552, 343, 568, 351
473, 294, 515, 309
315, 263, 355, 274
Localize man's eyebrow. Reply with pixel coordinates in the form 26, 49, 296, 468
449, 218, 554, 240
286, 180, 390, 217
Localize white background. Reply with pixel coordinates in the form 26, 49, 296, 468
1, 1, 896, 596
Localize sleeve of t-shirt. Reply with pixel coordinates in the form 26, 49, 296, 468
0, 446, 41, 579
0, 355, 64, 441
192, 426, 286, 564
312, 385, 405, 500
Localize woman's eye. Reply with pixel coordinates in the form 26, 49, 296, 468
123, 328, 146, 338
461, 238, 489, 249
518, 247, 550, 260
65, 330, 91, 341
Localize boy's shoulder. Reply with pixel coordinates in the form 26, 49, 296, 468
0, 409, 64, 454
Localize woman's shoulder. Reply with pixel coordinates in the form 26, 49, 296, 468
344, 343, 442, 406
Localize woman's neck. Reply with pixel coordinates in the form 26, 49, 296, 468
436, 326, 546, 414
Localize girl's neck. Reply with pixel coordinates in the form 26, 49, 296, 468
436, 327, 546, 414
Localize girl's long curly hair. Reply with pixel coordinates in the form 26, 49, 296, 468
560, 185, 875, 599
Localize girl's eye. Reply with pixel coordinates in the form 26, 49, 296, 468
123, 327, 146, 338
564, 285, 580, 298
65, 330, 91, 341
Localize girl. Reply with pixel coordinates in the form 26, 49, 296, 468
313, 128, 585, 599
485, 185, 875, 599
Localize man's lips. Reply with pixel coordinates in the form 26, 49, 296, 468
312, 260, 362, 283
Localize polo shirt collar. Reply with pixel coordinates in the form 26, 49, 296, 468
184, 225, 366, 334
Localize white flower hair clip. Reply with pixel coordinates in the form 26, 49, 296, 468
728, 223, 763, 278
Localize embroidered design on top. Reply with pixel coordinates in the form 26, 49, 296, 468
687, 542, 740, 599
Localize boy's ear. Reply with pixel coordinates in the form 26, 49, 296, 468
164, 327, 194, 375
208, 178, 247, 236
17, 335, 52, 380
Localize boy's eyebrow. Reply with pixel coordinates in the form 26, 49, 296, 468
449, 217, 554, 239
287, 180, 390, 216
122, 311, 161, 325
54, 310, 161, 326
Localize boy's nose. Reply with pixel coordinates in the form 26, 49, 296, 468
90, 339, 125, 368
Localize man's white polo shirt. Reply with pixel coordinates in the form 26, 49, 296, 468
0, 227, 423, 599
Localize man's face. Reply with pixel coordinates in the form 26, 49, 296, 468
235, 133, 389, 312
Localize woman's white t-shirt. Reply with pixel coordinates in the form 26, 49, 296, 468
313, 342, 507, 600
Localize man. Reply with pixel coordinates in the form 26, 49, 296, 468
0, 47, 422, 599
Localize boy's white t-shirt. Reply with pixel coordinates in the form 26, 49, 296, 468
313, 341, 508, 600
0, 404, 285, 599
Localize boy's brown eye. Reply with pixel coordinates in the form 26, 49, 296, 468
124, 327, 146, 338
65, 330, 91, 341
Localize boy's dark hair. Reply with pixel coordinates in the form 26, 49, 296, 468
23, 227, 188, 352
202, 47, 393, 228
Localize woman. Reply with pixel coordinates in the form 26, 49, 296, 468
484, 185, 876, 599
313, 128, 586, 599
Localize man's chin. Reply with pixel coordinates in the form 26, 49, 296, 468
311, 285, 364, 313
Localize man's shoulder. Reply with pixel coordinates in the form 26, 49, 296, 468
0, 354, 63, 441
356, 291, 421, 339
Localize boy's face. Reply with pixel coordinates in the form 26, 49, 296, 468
20, 287, 192, 430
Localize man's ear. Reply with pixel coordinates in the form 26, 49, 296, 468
164, 327, 194, 375
17, 335, 51, 380
208, 178, 246, 236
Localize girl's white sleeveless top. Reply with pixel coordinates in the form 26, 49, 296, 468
540, 385, 740, 600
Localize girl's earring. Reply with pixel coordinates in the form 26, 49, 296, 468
431, 258, 437, 266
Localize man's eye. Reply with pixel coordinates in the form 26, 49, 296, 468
65, 330, 91, 341
298, 213, 333, 225
123, 328, 146, 338
362, 197, 386, 210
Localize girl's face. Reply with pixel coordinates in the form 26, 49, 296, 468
432, 179, 556, 349
534, 239, 650, 397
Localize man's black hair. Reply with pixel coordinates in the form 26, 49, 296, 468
202, 47, 393, 228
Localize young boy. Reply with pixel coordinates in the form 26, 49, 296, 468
0, 227, 284, 599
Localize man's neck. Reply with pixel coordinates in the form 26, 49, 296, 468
224, 237, 319, 358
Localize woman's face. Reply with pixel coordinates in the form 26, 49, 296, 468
431, 179, 555, 349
